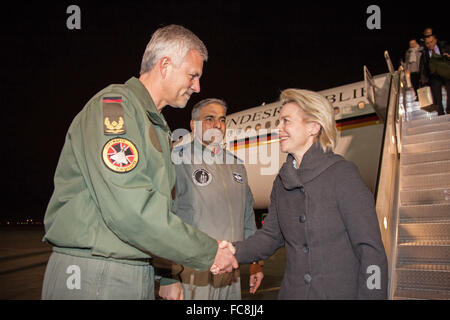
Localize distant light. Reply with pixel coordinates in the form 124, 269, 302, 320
357, 101, 366, 110
383, 217, 388, 230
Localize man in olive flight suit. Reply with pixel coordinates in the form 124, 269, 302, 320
41, 25, 237, 300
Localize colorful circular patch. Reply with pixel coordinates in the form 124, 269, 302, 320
102, 138, 139, 173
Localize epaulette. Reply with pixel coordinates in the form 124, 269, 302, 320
102, 96, 126, 135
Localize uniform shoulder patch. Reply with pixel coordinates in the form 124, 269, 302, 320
102, 138, 139, 173
103, 97, 126, 135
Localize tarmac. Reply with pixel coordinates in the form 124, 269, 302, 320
0, 225, 285, 300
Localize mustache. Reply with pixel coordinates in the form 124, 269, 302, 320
196, 127, 225, 144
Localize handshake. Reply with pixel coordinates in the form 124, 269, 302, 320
210, 240, 238, 275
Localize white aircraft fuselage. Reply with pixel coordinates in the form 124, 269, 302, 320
225, 73, 389, 209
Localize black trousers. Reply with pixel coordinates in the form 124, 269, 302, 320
428, 74, 450, 115
410, 72, 420, 93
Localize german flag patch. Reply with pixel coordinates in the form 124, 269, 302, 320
103, 97, 126, 135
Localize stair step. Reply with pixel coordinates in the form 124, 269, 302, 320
403, 114, 450, 129
400, 188, 450, 206
400, 217, 450, 224
400, 203, 450, 221
404, 121, 450, 136
402, 130, 450, 145
394, 286, 450, 300
398, 222, 450, 242
401, 149, 450, 165
401, 172, 450, 189
397, 241, 450, 263
400, 187, 449, 205
401, 160, 450, 176
405, 102, 420, 111
397, 262, 450, 271
402, 139, 450, 154
405, 110, 438, 122
404, 98, 420, 109
395, 264, 450, 291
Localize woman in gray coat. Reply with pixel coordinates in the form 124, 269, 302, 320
232, 89, 388, 299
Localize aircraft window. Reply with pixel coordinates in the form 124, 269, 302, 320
334, 107, 340, 114
265, 121, 271, 129
343, 106, 352, 114
275, 119, 280, 127
357, 101, 365, 110
255, 123, 261, 131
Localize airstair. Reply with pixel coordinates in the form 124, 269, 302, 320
394, 108, 450, 299
375, 69, 450, 299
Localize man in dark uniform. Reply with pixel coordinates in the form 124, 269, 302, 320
419, 34, 450, 115
41, 25, 237, 300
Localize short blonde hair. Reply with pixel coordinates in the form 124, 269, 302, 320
280, 88, 337, 152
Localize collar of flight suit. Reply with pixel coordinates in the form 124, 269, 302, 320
125, 77, 171, 133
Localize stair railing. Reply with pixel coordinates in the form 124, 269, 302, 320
374, 67, 405, 299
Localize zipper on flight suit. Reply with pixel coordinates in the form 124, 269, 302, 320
216, 164, 235, 242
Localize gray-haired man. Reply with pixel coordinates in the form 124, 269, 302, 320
42, 25, 237, 300
169, 98, 264, 300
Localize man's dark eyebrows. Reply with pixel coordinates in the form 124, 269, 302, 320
203, 114, 225, 119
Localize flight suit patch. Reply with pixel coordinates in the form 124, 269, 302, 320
102, 138, 139, 173
192, 168, 212, 187
103, 97, 126, 135
232, 172, 243, 183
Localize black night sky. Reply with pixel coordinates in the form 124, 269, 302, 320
2, 1, 448, 221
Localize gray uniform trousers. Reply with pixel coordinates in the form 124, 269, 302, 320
181, 278, 241, 300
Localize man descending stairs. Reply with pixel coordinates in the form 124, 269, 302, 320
393, 113, 450, 299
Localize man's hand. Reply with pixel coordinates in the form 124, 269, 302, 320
159, 282, 184, 300
210, 241, 238, 275
249, 271, 264, 294
249, 262, 264, 294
